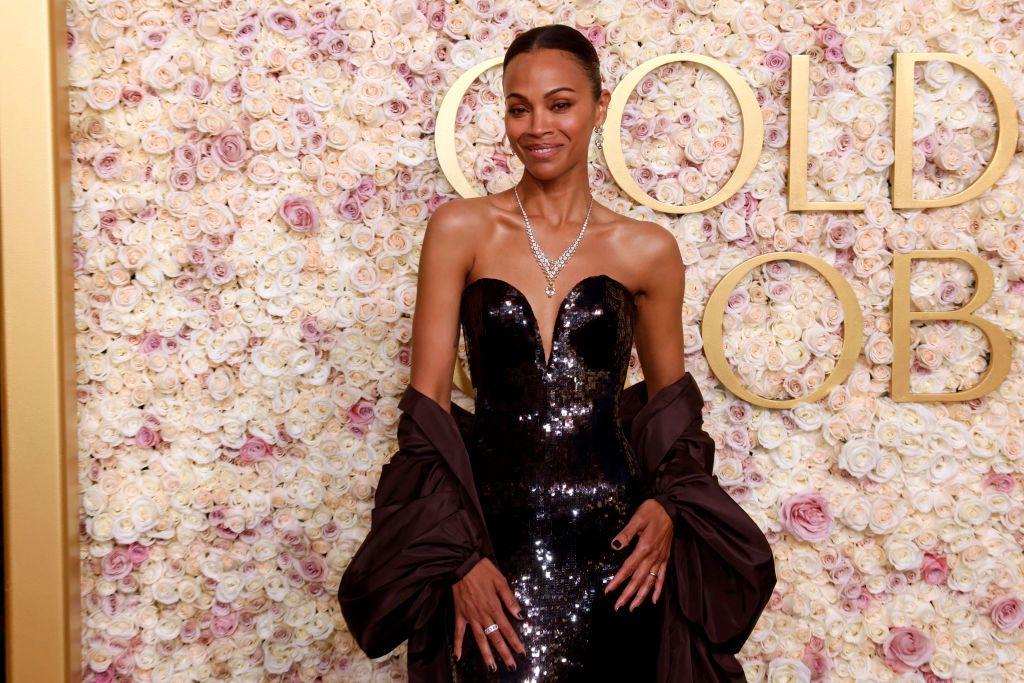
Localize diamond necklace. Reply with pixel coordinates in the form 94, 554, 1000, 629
512, 184, 595, 297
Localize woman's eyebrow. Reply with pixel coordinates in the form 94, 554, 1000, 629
506, 86, 576, 99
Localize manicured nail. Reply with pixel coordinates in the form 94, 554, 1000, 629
514, 609, 524, 620
611, 539, 621, 549
489, 663, 497, 672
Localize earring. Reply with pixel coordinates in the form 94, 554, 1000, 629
593, 127, 604, 151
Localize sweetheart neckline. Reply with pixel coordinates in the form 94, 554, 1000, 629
460, 273, 637, 370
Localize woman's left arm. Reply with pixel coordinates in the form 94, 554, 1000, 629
604, 222, 687, 610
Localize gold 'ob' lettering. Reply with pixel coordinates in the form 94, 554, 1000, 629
891, 250, 1011, 401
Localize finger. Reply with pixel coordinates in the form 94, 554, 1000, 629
454, 613, 467, 660
499, 611, 527, 656
470, 621, 497, 672
495, 579, 525, 622
610, 513, 644, 551
615, 555, 656, 611
485, 614, 520, 670
629, 569, 659, 611
605, 526, 652, 594
603, 545, 640, 595
652, 560, 667, 604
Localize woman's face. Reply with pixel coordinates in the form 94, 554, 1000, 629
502, 48, 609, 179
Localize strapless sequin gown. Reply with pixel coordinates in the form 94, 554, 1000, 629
453, 274, 662, 681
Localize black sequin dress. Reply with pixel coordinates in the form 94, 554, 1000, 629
454, 273, 662, 681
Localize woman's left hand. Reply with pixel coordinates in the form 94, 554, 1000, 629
604, 498, 673, 611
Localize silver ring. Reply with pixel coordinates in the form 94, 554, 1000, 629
649, 571, 658, 577
484, 623, 499, 634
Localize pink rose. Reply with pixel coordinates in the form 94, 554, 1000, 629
211, 612, 239, 638
882, 626, 935, 673
780, 490, 834, 542
264, 7, 303, 39
350, 176, 372, 202
294, 553, 327, 582
128, 542, 149, 564
210, 130, 247, 170
206, 257, 236, 285
725, 426, 751, 452
983, 471, 1016, 493
92, 146, 121, 179
426, 1, 446, 30
824, 46, 846, 63
184, 74, 210, 100
921, 553, 949, 585
725, 289, 750, 317
169, 167, 196, 191
142, 28, 167, 50
135, 426, 161, 449
726, 401, 751, 424
763, 49, 790, 72
426, 193, 446, 212
581, 24, 605, 47
989, 595, 1024, 633
346, 401, 374, 428
101, 547, 134, 580
235, 15, 259, 43
818, 27, 844, 48
825, 219, 856, 249
239, 435, 271, 463
334, 191, 362, 221
300, 315, 323, 343
121, 85, 144, 107
278, 195, 320, 234
291, 104, 320, 130
140, 331, 164, 354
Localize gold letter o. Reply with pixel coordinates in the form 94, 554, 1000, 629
701, 252, 864, 408
603, 54, 764, 214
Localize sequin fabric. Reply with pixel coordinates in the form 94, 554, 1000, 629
453, 274, 660, 681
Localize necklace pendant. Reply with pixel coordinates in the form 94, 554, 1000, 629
545, 283, 555, 297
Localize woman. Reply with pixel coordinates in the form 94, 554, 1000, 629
339, 24, 776, 682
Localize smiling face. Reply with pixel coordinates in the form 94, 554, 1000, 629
502, 48, 609, 179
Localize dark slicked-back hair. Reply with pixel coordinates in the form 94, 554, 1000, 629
503, 24, 602, 102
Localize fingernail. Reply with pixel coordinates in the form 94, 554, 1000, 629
515, 609, 524, 620
612, 539, 621, 549
489, 663, 497, 672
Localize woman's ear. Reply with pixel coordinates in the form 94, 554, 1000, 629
595, 88, 611, 128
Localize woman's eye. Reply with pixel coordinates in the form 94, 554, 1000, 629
554, 102, 570, 110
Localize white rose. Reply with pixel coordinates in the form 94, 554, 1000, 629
766, 657, 811, 683
839, 437, 878, 478
885, 535, 923, 570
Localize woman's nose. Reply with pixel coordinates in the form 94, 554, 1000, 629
528, 110, 554, 135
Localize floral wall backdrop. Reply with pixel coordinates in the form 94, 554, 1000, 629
69, 0, 1024, 680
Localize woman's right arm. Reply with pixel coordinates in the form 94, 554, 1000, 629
408, 199, 475, 412
407, 200, 527, 672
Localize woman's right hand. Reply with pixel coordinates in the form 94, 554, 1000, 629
452, 557, 527, 671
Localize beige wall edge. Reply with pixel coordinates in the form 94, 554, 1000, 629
1, 0, 81, 680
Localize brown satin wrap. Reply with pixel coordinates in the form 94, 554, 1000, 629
338, 372, 777, 682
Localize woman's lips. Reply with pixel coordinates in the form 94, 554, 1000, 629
525, 144, 562, 159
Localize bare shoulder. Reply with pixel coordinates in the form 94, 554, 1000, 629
426, 196, 488, 237
608, 215, 683, 283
